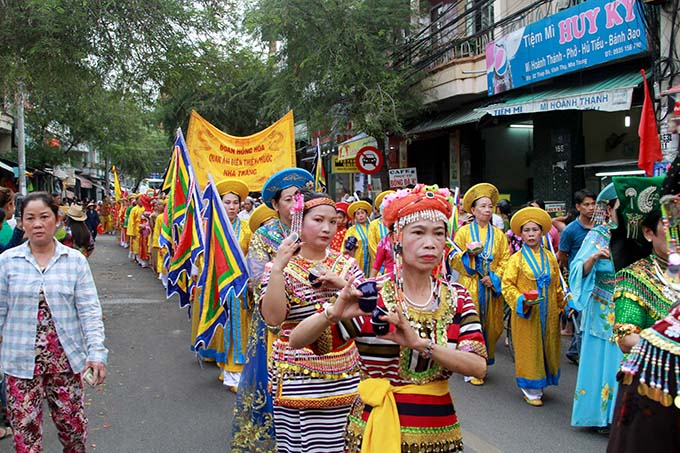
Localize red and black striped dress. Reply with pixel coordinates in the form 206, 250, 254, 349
262, 251, 365, 453
339, 279, 487, 453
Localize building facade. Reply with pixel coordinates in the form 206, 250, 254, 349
400, 0, 678, 209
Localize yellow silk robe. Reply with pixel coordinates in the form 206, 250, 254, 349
368, 218, 388, 257
344, 222, 372, 275
450, 222, 509, 363
152, 214, 165, 273
502, 247, 566, 389
126, 205, 143, 255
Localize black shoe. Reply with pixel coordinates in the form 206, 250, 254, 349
566, 353, 579, 365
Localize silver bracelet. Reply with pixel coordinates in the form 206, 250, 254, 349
322, 301, 336, 323
422, 339, 435, 359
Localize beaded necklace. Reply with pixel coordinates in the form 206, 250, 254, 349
521, 243, 551, 338
401, 277, 436, 310
355, 222, 370, 271
471, 219, 494, 264
652, 256, 680, 301
383, 279, 458, 383
620, 318, 680, 409
286, 250, 334, 307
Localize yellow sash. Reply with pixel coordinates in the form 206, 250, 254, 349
358, 378, 450, 453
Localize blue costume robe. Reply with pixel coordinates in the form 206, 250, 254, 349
569, 224, 623, 427
230, 220, 288, 451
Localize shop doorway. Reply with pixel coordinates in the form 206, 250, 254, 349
407, 135, 449, 187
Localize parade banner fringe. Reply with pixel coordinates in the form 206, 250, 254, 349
186, 110, 296, 191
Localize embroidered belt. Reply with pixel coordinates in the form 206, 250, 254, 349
272, 338, 359, 379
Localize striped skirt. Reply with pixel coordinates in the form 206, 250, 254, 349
345, 390, 464, 452
271, 375, 359, 453
275, 403, 353, 453
269, 339, 360, 452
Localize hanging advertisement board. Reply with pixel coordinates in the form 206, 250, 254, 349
485, 0, 648, 96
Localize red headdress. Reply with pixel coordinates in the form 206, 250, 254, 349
381, 184, 454, 305
382, 184, 453, 230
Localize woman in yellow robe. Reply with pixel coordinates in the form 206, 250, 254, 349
152, 200, 166, 276
502, 207, 566, 406
126, 196, 142, 259
343, 200, 373, 275
450, 183, 509, 382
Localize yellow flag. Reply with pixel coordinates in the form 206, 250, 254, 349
186, 110, 296, 190
112, 165, 122, 201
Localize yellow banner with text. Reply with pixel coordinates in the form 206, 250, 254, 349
186, 110, 296, 190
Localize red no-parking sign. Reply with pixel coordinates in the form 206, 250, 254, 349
355, 146, 383, 175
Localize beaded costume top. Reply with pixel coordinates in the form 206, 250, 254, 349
614, 255, 676, 339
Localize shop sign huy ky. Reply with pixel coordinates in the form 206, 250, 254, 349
485, 0, 648, 96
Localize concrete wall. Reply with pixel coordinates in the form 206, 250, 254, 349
420, 55, 488, 104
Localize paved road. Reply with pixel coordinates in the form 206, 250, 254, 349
42, 235, 231, 452
38, 235, 608, 452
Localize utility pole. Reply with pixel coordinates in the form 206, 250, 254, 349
16, 84, 27, 195
104, 156, 110, 198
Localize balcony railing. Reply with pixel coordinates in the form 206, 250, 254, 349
397, 0, 581, 79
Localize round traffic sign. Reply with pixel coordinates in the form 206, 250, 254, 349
355, 146, 383, 175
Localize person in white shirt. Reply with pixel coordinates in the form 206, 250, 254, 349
238, 196, 255, 221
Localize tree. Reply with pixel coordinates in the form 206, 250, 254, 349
157, 42, 276, 137
0, 0, 236, 179
245, 0, 423, 138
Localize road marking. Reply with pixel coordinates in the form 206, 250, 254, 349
100, 298, 163, 305
462, 429, 502, 453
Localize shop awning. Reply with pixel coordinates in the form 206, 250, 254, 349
0, 160, 14, 174
337, 132, 378, 161
407, 108, 487, 135
479, 71, 644, 116
77, 175, 93, 189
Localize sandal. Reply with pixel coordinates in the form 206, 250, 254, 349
0, 426, 13, 440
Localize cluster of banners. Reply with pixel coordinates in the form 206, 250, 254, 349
159, 112, 296, 351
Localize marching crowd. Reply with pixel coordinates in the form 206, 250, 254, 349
1, 156, 680, 452
107, 161, 680, 452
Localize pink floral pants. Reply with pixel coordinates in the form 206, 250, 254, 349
5, 373, 87, 453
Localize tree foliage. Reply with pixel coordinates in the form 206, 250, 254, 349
157, 42, 276, 137
245, 0, 423, 138
0, 0, 235, 177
